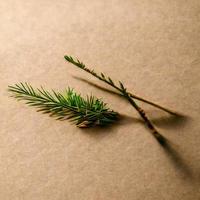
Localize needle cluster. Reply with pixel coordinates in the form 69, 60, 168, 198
8, 83, 118, 127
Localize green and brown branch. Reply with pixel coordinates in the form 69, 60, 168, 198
64, 55, 171, 143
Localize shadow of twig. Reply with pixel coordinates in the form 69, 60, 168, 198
148, 111, 191, 129
159, 139, 194, 181
73, 76, 123, 98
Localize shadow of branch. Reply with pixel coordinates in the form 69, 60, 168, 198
159, 139, 194, 181
149, 112, 191, 129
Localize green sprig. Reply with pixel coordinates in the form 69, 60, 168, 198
8, 83, 118, 127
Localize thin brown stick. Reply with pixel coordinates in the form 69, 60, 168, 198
128, 93, 178, 115
122, 91, 165, 143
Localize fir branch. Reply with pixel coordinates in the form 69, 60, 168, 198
8, 83, 118, 127
64, 55, 168, 143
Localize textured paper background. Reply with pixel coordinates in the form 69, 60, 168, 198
1, 0, 200, 199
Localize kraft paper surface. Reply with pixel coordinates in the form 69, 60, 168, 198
0, 0, 200, 199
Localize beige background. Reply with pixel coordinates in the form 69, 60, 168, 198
1, 0, 200, 199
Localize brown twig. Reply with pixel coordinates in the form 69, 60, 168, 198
64, 55, 168, 143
